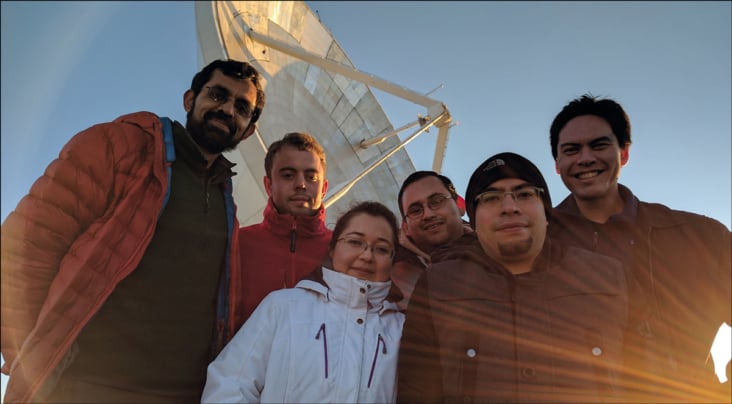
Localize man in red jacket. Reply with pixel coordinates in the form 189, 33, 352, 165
235, 132, 332, 329
1, 59, 266, 403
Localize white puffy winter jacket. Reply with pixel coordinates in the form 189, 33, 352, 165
202, 267, 405, 403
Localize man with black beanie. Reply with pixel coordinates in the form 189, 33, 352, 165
398, 152, 633, 403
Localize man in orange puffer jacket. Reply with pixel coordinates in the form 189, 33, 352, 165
1, 59, 265, 403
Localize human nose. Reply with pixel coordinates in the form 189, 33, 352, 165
217, 97, 237, 117
500, 193, 520, 213
294, 173, 306, 189
577, 146, 596, 165
358, 243, 374, 260
422, 203, 439, 218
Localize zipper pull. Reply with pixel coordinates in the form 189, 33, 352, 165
290, 220, 297, 252
315, 323, 328, 379
368, 334, 387, 388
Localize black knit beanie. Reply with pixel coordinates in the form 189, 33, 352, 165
465, 152, 552, 228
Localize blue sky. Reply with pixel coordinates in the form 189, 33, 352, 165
2, 1, 730, 228
1, 0, 730, 397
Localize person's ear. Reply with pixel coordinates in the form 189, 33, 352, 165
321, 179, 329, 198
241, 123, 256, 141
183, 89, 195, 112
263, 175, 273, 197
620, 144, 630, 166
400, 219, 411, 238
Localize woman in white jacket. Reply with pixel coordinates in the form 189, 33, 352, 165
202, 201, 404, 403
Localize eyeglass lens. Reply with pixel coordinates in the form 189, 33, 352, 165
476, 187, 542, 206
407, 194, 449, 218
206, 86, 253, 119
339, 237, 393, 257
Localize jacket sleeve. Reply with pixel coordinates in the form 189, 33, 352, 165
716, 223, 731, 326
397, 271, 444, 403
690, 215, 731, 327
1, 124, 118, 374
202, 294, 278, 403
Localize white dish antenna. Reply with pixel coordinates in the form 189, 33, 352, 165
195, 1, 452, 225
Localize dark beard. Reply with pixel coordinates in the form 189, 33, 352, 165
497, 236, 533, 257
185, 109, 240, 155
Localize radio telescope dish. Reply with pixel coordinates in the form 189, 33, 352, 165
195, 1, 452, 226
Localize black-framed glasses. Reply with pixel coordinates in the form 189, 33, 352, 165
337, 237, 394, 258
204, 85, 254, 119
405, 193, 451, 219
474, 186, 544, 207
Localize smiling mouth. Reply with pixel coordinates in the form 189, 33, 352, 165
422, 220, 444, 231
207, 118, 232, 134
352, 267, 373, 274
576, 170, 601, 179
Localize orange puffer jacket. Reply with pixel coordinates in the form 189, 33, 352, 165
0, 111, 241, 403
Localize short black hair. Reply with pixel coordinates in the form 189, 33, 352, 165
397, 171, 458, 218
550, 94, 631, 159
190, 59, 266, 127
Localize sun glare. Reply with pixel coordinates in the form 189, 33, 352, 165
710, 323, 732, 383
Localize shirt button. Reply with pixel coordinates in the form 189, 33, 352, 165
522, 367, 536, 377
360, 287, 366, 294
356, 318, 364, 324
592, 347, 603, 356
466, 348, 477, 358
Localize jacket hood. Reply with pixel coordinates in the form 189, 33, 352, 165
302, 266, 404, 305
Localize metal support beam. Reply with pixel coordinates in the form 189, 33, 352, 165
359, 116, 427, 149
324, 111, 447, 208
230, 11, 455, 207
237, 17, 444, 110
234, 14, 453, 143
